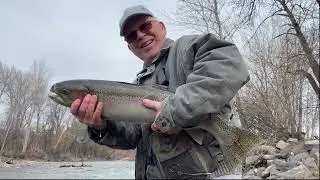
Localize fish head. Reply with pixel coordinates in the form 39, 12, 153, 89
48, 80, 93, 107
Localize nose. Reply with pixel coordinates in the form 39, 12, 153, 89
136, 30, 146, 41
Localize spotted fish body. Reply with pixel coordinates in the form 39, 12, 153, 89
49, 79, 171, 124
48, 79, 264, 173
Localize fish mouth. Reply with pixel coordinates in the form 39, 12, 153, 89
48, 91, 68, 106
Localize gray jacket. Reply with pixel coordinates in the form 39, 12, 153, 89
88, 33, 250, 179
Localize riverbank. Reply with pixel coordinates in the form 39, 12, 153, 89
1, 138, 318, 179
242, 138, 319, 179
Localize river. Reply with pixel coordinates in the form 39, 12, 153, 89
0, 160, 135, 179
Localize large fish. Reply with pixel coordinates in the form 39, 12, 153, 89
48, 79, 264, 173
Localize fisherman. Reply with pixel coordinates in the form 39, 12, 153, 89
70, 5, 250, 179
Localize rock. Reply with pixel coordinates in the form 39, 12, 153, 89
290, 142, 307, 154
274, 159, 290, 172
276, 140, 290, 150
287, 152, 309, 168
254, 167, 266, 177
0, 162, 11, 168
261, 164, 277, 178
301, 156, 319, 177
276, 164, 313, 179
267, 160, 274, 166
5, 159, 13, 164
277, 144, 301, 159
245, 155, 262, 166
287, 138, 298, 143
276, 150, 290, 159
242, 138, 319, 180
244, 169, 255, 177
310, 148, 319, 165
302, 157, 317, 169
261, 170, 270, 178
263, 154, 275, 160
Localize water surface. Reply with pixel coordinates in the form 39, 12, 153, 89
0, 160, 135, 179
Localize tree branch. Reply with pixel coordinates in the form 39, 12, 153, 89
273, 32, 297, 39
287, 69, 320, 100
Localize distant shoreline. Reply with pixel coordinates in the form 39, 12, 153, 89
0, 159, 135, 169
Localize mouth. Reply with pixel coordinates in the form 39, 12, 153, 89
48, 91, 66, 105
140, 39, 153, 48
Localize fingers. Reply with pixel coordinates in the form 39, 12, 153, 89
70, 99, 81, 115
143, 99, 162, 111
70, 94, 105, 129
92, 101, 104, 127
83, 95, 98, 122
78, 94, 91, 118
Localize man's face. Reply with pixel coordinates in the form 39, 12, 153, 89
123, 15, 167, 64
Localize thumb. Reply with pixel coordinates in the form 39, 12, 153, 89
143, 99, 161, 110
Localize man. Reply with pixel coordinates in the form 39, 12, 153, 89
70, 5, 249, 179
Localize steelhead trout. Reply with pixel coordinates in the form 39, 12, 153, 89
48, 79, 264, 173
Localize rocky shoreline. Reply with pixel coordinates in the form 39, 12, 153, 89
242, 138, 319, 179
1, 138, 319, 179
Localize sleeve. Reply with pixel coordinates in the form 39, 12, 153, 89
88, 120, 142, 150
154, 34, 250, 132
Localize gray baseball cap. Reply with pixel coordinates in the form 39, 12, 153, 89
119, 5, 155, 36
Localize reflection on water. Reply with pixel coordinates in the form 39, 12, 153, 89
0, 160, 135, 179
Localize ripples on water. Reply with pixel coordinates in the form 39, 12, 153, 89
0, 160, 135, 179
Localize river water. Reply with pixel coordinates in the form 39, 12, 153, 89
0, 160, 135, 179
0, 160, 243, 179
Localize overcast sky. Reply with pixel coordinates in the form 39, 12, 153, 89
0, 0, 196, 86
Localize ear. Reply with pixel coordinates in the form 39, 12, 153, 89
128, 43, 133, 51
159, 21, 167, 36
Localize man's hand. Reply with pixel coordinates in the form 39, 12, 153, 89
70, 94, 105, 129
143, 99, 181, 134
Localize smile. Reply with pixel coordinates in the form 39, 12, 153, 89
141, 40, 153, 48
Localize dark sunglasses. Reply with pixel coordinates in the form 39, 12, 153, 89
124, 20, 157, 43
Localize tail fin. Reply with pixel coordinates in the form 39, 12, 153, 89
220, 127, 264, 171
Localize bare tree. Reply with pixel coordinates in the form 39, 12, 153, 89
232, 0, 319, 99
173, 0, 319, 140
21, 60, 50, 156
0, 61, 10, 100
173, 0, 251, 41
0, 66, 31, 155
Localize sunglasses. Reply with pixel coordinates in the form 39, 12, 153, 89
124, 20, 157, 43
